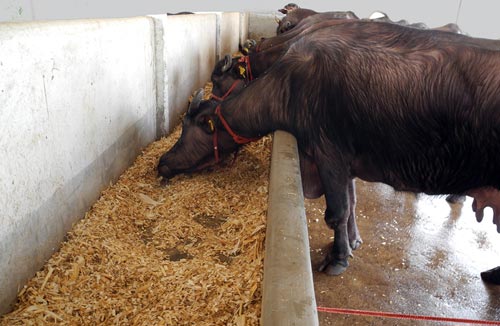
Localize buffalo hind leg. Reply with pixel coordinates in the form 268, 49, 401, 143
348, 179, 363, 250
446, 194, 466, 203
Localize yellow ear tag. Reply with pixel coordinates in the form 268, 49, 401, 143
239, 66, 246, 77
208, 119, 215, 132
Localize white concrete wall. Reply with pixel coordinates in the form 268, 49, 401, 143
0, 12, 245, 314
248, 12, 279, 41
239, 12, 250, 49
162, 14, 217, 136
151, 12, 242, 138
219, 12, 242, 59
0, 17, 157, 313
2, 1, 500, 38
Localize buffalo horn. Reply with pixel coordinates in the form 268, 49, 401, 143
187, 88, 204, 116
221, 54, 232, 73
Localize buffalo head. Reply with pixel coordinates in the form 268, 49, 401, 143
278, 3, 299, 15
240, 39, 257, 55
211, 54, 248, 100
157, 89, 240, 182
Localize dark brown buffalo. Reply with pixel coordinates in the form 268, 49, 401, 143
213, 17, 500, 268
277, 8, 317, 34
278, 3, 300, 14
159, 21, 500, 278
221, 18, 500, 209
276, 8, 359, 34
214, 17, 360, 98
247, 13, 357, 54
254, 7, 500, 56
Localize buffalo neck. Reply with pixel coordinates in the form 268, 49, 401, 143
217, 75, 291, 139
250, 44, 289, 77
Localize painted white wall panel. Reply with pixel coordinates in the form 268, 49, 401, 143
163, 14, 217, 135
0, 17, 157, 313
0, 18, 156, 230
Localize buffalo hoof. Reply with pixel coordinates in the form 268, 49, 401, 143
446, 194, 466, 204
318, 258, 349, 276
481, 266, 500, 285
350, 239, 363, 251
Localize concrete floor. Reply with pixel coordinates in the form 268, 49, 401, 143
306, 179, 500, 325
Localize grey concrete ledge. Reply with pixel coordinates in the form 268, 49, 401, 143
261, 131, 319, 326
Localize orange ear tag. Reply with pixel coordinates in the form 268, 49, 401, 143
208, 119, 215, 133
239, 66, 246, 77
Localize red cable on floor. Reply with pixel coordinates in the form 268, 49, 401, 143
317, 306, 500, 325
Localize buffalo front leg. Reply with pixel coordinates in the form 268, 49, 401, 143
298, 151, 362, 250
317, 174, 353, 275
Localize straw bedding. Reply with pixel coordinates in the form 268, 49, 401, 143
0, 85, 270, 326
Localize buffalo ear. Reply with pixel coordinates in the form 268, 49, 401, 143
187, 88, 204, 116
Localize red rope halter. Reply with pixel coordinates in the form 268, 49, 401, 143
215, 105, 260, 144
237, 56, 254, 81
210, 79, 242, 101
212, 122, 220, 163
209, 56, 256, 163
211, 104, 260, 163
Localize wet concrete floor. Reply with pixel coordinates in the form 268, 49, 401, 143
306, 179, 500, 325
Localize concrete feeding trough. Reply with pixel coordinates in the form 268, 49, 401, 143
262, 131, 319, 326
